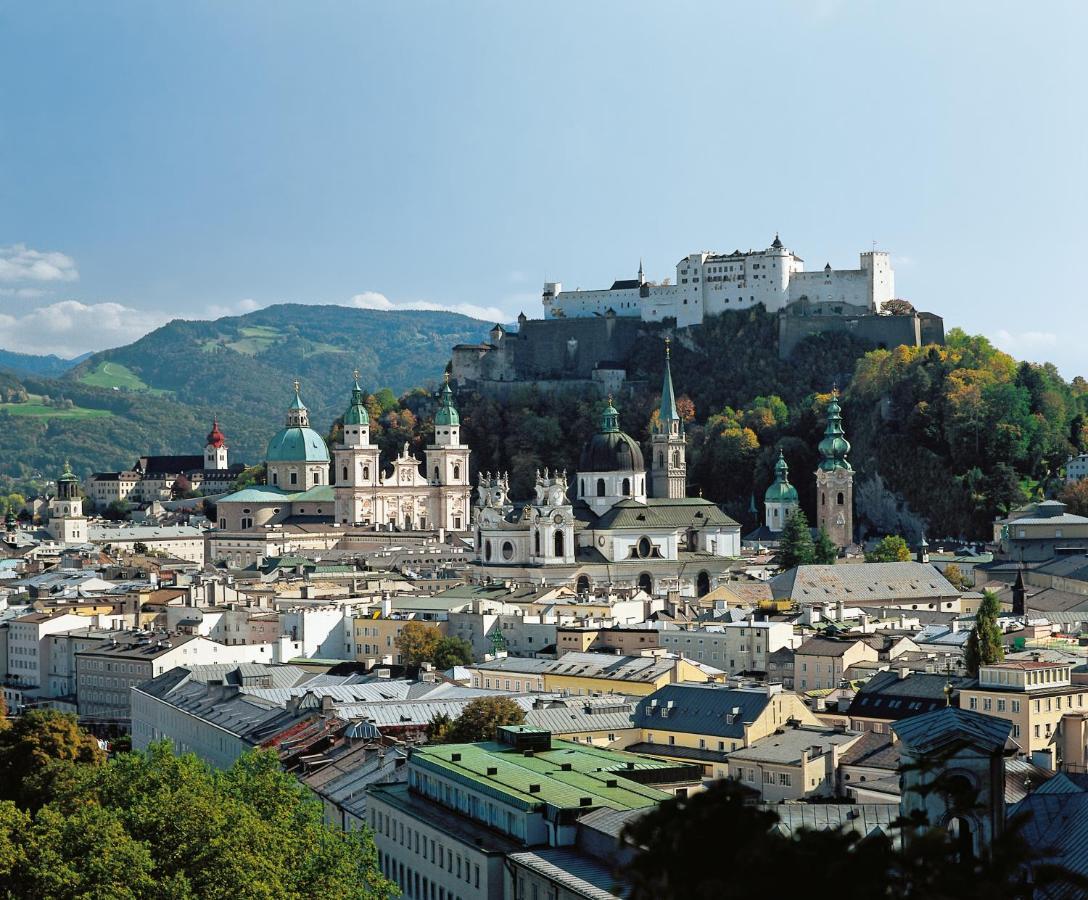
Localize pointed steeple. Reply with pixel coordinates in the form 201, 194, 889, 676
1012, 565, 1027, 617
818, 389, 852, 471
638, 258, 645, 284
658, 338, 679, 430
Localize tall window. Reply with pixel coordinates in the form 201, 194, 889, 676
453, 464, 460, 480
554, 531, 565, 557
837, 491, 844, 505
622, 477, 631, 495
596, 478, 606, 497
290, 472, 298, 485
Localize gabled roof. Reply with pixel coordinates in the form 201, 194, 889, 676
892, 705, 1012, 755
633, 683, 773, 738
771, 562, 958, 605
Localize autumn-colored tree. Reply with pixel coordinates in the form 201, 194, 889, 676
943, 563, 969, 591
865, 535, 911, 563
446, 697, 526, 743
0, 710, 104, 809
1059, 479, 1088, 517
394, 620, 442, 667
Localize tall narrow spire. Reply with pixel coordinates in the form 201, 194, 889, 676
658, 338, 679, 429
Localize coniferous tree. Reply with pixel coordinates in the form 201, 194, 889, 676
778, 509, 815, 571
813, 528, 838, 565
965, 590, 1005, 676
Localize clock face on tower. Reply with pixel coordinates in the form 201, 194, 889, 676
553, 513, 563, 525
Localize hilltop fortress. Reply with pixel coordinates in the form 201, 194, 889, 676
451, 236, 943, 394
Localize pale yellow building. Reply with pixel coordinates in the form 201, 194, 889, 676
957, 660, 1088, 756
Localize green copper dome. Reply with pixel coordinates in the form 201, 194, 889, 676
58, 460, 79, 483
435, 378, 460, 426
266, 385, 330, 463
818, 392, 852, 471
765, 449, 799, 503
343, 374, 369, 426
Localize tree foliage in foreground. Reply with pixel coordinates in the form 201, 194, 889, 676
865, 534, 912, 563
0, 710, 395, 900
621, 777, 1085, 900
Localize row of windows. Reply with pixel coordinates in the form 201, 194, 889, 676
372, 808, 480, 890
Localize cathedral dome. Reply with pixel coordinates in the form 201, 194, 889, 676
266, 428, 330, 463
435, 377, 460, 426
578, 398, 644, 472
266, 384, 331, 464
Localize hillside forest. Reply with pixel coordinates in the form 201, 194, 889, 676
0, 304, 1084, 541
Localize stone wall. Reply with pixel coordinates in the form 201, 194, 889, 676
777, 307, 945, 359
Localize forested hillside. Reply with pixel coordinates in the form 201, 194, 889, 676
0, 301, 1083, 542
0, 304, 491, 484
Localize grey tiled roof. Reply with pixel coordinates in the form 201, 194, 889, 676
593, 498, 738, 530
508, 848, 622, 900
892, 705, 1012, 754
771, 562, 958, 605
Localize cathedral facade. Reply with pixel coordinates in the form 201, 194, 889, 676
215, 378, 471, 536
472, 351, 741, 596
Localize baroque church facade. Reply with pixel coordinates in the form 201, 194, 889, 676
472, 349, 742, 596
215, 378, 471, 535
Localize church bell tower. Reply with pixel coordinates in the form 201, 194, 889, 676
650, 339, 686, 499
815, 389, 854, 549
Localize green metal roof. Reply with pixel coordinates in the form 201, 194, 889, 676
435, 379, 460, 426
343, 374, 370, 426
765, 449, 799, 503
218, 484, 334, 505
411, 738, 673, 812
266, 426, 330, 463
818, 393, 852, 471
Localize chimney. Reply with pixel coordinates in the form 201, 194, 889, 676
898, 667, 910, 680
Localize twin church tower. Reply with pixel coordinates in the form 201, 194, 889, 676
762, 389, 855, 548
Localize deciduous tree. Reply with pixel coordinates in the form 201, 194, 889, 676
866, 535, 911, 563
394, 620, 442, 667
446, 697, 525, 743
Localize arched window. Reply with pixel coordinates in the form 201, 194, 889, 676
342, 466, 348, 482
596, 478, 606, 497
672, 450, 680, 467
638, 573, 652, 594
433, 466, 440, 482
313, 470, 321, 485
362, 465, 370, 480
657, 451, 664, 467
837, 491, 845, 505
271, 471, 278, 485
535, 531, 541, 555
453, 464, 460, 480
576, 575, 590, 594
622, 477, 631, 495
580, 479, 585, 496
484, 540, 492, 561
554, 530, 565, 557
697, 571, 710, 597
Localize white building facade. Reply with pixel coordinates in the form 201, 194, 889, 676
543, 236, 894, 326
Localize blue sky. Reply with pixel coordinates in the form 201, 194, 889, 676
0, 1, 1085, 377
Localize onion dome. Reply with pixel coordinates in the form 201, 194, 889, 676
206, 419, 226, 448
57, 460, 79, 484
765, 449, 799, 503
579, 396, 645, 472
818, 391, 852, 471
435, 374, 460, 427
343, 371, 369, 426
266, 383, 330, 463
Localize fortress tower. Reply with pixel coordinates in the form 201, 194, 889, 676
815, 390, 854, 549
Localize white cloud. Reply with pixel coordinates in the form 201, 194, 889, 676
991, 329, 1059, 354
0, 244, 79, 284
204, 298, 262, 320
0, 300, 170, 358
348, 291, 511, 324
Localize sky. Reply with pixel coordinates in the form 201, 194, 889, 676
0, 1, 1085, 376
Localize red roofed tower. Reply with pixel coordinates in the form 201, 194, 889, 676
204, 419, 229, 471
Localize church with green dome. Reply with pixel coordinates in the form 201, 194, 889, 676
473, 346, 741, 597
212, 376, 472, 561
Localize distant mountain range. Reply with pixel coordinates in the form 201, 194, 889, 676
0, 304, 492, 483
0, 349, 91, 379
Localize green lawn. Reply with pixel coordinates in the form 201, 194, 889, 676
78, 360, 151, 391
226, 326, 284, 355
0, 394, 112, 419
